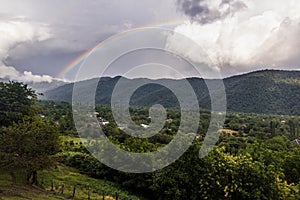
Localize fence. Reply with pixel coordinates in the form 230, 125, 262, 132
39, 178, 125, 200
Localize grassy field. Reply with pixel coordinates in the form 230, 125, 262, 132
0, 164, 141, 200
39, 164, 141, 200
0, 137, 142, 199
0, 184, 63, 200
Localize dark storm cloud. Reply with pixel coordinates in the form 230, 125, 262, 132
177, 0, 247, 24
177, 0, 211, 23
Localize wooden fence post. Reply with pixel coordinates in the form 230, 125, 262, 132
115, 192, 118, 200
87, 186, 91, 200
51, 179, 54, 191
72, 185, 76, 199
102, 191, 105, 200
61, 184, 64, 195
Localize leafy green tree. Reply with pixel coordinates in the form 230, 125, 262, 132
0, 117, 60, 184
282, 148, 300, 184
152, 142, 205, 200
0, 81, 38, 126
0, 82, 60, 185
199, 147, 293, 200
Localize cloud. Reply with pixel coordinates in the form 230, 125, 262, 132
176, 0, 247, 24
167, 0, 300, 77
5, 0, 179, 55
255, 18, 300, 67
0, 0, 182, 80
0, 65, 53, 82
1, 0, 299, 80
0, 18, 55, 82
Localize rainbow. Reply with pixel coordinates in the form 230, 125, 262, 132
57, 19, 187, 79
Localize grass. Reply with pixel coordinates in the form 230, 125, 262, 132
38, 164, 141, 200
0, 184, 62, 200
0, 164, 141, 200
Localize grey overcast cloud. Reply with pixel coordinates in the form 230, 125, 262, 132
0, 0, 300, 82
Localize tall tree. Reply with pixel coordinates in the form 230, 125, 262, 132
0, 117, 60, 184
0, 81, 38, 126
0, 81, 60, 184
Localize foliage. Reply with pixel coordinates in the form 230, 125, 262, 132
0, 82, 60, 184
37, 100, 300, 199
199, 147, 289, 200
1, 78, 300, 199
0, 117, 60, 184
0, 81, 38, 126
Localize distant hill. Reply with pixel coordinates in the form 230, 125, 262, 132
43, 70, 300, 115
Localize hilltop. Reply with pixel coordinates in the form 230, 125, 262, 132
43, 69, 300, 115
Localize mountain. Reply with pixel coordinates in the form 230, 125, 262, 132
43, 70, 300, 115
224, 70, 300, 115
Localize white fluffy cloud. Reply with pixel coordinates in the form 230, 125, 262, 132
0, 66, 53, 82
168, 0, 300, 76
0, 19, 55, 82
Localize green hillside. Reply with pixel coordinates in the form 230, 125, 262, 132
43, 70, 300, 115
0, 164, 140, 200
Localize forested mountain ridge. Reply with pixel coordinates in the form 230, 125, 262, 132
43, 70, 300, 115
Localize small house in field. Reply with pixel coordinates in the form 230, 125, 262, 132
99, 119, 109, 126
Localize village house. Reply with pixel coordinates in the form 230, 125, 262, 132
99, 119, 109, 126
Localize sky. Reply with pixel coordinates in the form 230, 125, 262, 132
0, 0, 300, 82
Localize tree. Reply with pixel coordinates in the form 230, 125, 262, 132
0, 81, 38, 126
152, 142, 205, 200
0, 82, 59, 184
198, 147, 293, 200
0, 117, 60, 184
